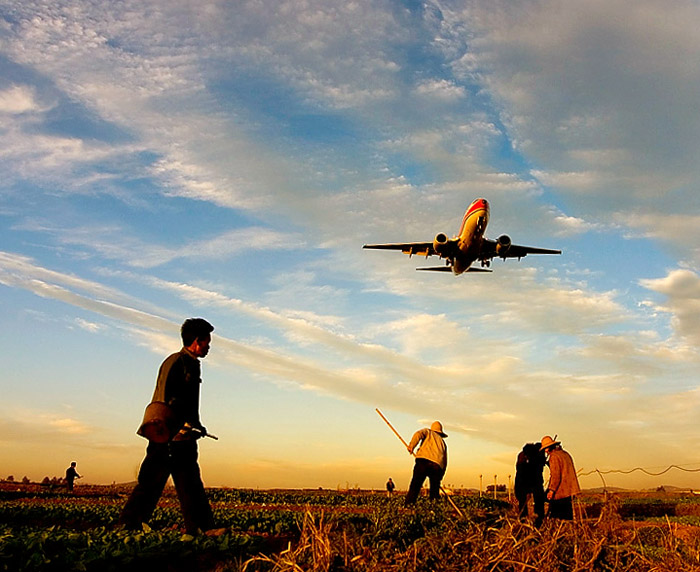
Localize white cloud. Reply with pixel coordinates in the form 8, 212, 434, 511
10, 222, 304, 268
551, 213, 597, 236
640, 269, 700, 348
617, 212, 700, 266
448, 0, 700, 206
415, 79, 467, 101
0, 85, 45, 114
74, 318, 103, 333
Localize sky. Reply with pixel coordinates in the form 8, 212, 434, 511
1, 0, 700, 492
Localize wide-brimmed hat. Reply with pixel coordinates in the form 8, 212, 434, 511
430, 421, 447, 437
540, 435, 560, 451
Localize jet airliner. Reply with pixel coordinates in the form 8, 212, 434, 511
363, 198, 561, 275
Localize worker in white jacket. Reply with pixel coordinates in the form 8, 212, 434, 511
404, 421, 448, 505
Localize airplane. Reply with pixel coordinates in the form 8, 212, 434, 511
362, 198, 561, 275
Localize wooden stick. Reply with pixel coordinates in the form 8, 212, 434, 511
376, 408, 410, 449
375, 408, 463, 518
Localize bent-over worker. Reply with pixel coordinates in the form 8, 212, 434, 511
404, 421, 448, 505
541, 435, 580, 520
514, 442, 546, 526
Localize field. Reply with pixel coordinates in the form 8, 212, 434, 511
2, 482, 700, 571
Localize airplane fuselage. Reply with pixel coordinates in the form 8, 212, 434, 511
452, 198, 490, 274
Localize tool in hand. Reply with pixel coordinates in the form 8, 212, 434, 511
375, 408, 463, 517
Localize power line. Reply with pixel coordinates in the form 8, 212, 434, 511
580, 464, 700, 477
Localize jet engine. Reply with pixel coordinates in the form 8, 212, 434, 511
432, 233, 451, 256
496, 234, 511, 257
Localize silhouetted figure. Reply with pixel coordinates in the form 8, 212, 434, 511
404, 421, 448, 505
65, 462, 81, 492
514, 443, 546, 526
119, 318, 216, 535
386, 477, 395, 497
541, 435, 581, 520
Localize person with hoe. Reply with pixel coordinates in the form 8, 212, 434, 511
119, 318, 216, 535
514, 442, 546, 526
541, 435, 581, 520
404, 421, 448, 505
65, 461, 81, 493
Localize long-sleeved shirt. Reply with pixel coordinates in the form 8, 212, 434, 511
408, 428, 448, 469
546, 448, 581, 499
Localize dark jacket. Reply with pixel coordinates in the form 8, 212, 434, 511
514, 443, 546, 494
150, 348, 204, 434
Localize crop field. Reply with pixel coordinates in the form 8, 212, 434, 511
2, 483, 700, 571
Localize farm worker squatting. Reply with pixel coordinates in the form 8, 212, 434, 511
541, 435, 581, 520
404, 421, 448, 505
119, 318, 216, 535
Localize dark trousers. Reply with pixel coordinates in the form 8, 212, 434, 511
405, 458, 445, 505
515, 485, 545, 526
119, 440, 214, 534
548, 496, 574, 520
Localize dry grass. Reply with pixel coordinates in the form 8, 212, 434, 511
240, 497, 700, 572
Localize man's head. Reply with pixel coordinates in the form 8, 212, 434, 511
181, 318, 214, 358
430, 421, 448, 437
540, 435, 561, 452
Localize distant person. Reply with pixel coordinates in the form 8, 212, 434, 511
404, 421, 448, 505
65, 462, 81, 492
541, 435, 581, 520
119, 318, 216, 535
386, 477, 395, 497
514, 442, 546, 527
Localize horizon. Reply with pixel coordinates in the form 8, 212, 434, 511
2, 476, 699, 496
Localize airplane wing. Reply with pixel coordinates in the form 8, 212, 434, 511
362, 242, 435, 257
481, 238, 561, 260
417, 266, 492, 273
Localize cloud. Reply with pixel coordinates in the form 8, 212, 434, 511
640, 269, 700, 348
48, 417, 91, 435
616, 211, 700, 265
0, 84, 46, 114
74, 318, 103, 333
13, 222, 306, 268
448, 0, 700, 207
415, 79, 467, 102
0, 251, 177, 331
0, 409, 92, 443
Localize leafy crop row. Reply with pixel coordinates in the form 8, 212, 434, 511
0, 524, 261, 572
4, 486, 700, 571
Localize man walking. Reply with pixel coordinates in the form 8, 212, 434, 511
541, 435, 581, 520
404, 421, 448, 505
119, 318, 216, 535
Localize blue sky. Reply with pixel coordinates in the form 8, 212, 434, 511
2, 0, 700, 491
